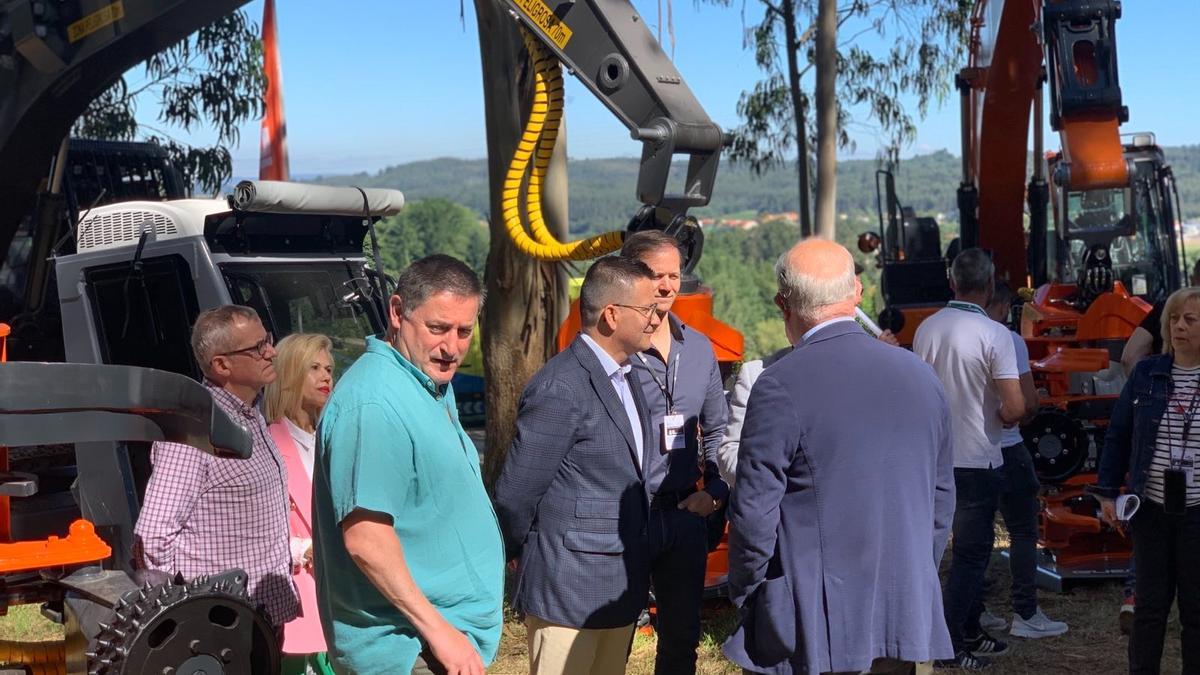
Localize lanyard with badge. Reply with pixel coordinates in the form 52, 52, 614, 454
637, 351, 685, 453
1166, 376, 1199, 514
948, 300, 988, 316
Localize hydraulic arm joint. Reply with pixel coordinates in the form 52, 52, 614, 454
500, 0, 723, 225
1043, 0, 1127, 130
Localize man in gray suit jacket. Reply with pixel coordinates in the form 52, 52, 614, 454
723, 238, 956, 674
494, 256, 660, 675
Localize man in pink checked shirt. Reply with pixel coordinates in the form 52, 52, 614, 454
133, 305, 299, 632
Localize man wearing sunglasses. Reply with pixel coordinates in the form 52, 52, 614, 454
134, 305, 299, 634
495, 256, 661, 675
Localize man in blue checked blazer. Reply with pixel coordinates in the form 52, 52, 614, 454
494, 256, 660, 675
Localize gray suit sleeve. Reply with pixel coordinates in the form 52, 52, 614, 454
726, 373, 798, 608
700, 348, 730, 501
493, 379, 580, 561
933, 387, 956, 564
718, 361, 761, 487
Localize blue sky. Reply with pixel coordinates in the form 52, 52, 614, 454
150, 1, 1200, 178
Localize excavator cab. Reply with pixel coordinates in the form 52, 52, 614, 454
1045, 135, 1184, 307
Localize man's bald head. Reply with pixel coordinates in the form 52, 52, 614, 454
775, 238, 862, 325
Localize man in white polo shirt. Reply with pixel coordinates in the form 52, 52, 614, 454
914, 248, 1026, 671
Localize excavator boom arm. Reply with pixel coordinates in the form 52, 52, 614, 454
500, 0, 722, 215
0, 0, 723, 260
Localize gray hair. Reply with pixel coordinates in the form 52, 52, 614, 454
950, 248, 994, 296
192, 305, 262, 376
774, 247, 857, 324
620, 230, 682, 264
395, 254, 484, 316
580, 256, 655, 325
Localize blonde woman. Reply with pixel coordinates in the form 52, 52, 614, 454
265, 333, 335, 675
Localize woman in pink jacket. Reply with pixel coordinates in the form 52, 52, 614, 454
265, 333, 335, 675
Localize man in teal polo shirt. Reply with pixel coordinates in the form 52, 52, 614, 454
312, 255, 503, 675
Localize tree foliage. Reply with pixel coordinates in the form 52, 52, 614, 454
72, 11, 265, 195
720, 0, 973, 230
374, 198, 489, 276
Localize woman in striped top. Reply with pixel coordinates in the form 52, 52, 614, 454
1097, 287, 1200, 675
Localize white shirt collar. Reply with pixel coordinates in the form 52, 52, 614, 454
580, 333, 632, 378
801, 316, 858, 343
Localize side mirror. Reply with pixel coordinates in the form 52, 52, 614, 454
858, 232, 881, 254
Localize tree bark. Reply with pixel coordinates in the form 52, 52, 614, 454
813, 0, 838, 239
475, 0, 569, 490
781, 0, 812, 237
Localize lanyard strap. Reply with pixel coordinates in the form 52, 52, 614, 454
1174, 374, 1200, 466
947, 300, 988, 316
637, 350, 680, 411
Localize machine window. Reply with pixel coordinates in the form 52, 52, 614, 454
85, 254, 201, 378
221, 262, 379, 375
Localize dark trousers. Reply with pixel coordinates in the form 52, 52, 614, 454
944, 467, 1003, 652
648, 504, 709, 675
1128, 500, 1200, 675
996, 442, 1040, 619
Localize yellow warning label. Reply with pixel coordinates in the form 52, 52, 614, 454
68, 1, 125, 44
513, 0, 573, 49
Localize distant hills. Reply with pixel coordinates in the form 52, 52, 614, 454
311, 146, 1200, 236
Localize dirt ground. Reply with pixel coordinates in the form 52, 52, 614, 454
492, 539, 1185, 674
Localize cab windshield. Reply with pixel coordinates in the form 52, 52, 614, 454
220, 261, 384, 374
1057, 160, 1177, 303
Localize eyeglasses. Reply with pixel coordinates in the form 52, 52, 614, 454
613, 303, 659, 319
219, 332, 275, 359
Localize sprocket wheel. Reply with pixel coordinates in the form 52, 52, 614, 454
87, 570, 278, 675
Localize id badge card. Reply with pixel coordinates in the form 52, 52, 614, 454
1164, 466, 1188, 515
662, 413, 686, 453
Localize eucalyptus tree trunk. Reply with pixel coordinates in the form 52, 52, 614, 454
474, 0, 570, 489
780, 0, 812, 237
813, 0, 838, 239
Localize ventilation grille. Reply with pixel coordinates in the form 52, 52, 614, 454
77, 210, 179, 252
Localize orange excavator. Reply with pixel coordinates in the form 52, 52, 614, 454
861, 0, 1187, 589
0, 0, 734, 669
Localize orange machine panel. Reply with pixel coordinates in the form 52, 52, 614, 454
894, 306, 942, 348
556, 288, 744, 364
0, 520, 111, 575
1076, 283, 1150, 341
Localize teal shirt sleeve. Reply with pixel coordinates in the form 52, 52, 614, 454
324, 402, 413, 523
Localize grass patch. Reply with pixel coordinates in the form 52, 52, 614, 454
492, 518, 1184, 673
0, 605, 63, 643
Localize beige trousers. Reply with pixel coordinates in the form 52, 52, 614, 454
526, 614, 635, 675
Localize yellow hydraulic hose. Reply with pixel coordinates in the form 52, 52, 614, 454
524, 32, 566, 246
499, 30, 625, 261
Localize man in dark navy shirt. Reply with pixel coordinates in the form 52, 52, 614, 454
622, 231, 728, 675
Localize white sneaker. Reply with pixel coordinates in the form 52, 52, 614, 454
979, 609, 1007, 632
1010, 608, 1068, 638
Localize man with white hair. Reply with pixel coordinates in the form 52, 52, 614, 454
134, 305, 299, 632
724, 238, 955, 675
